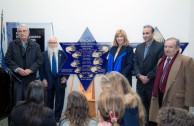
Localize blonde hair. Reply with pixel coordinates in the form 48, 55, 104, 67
98, 90, 125, 126
113, 29, 130, 46
101, 71, 145, 126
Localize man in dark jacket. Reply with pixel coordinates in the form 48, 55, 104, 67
39, 37, 69, 122
5, 24, 43, 105
134, 25, 163, 126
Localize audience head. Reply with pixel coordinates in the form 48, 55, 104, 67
164, 37, 180, 58
101, 71, 145, 126
98, 90, 125, 126
22, 80, 48, 126
143, 25, 154, 42
157, 107, 194, 126
113, 29, 130, 46
64, 91, 91, 125
27, 80, 47, 105
17, 24, 30, 42
101, 71, 131, 94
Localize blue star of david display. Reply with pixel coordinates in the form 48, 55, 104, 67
59, 28, 110, 91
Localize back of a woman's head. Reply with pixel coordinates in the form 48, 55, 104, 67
100, 71, 132, 95
98, 90, 125, 126
23, 80, 47, 126
100, 71, 145, 126
64, 91, 90, 125
27, 80, 46, 105
158, 107, 194, 126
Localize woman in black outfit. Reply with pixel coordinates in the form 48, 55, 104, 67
106, 29, 134, 85
10, 80, 56, 126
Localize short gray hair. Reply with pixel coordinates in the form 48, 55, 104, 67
165, 37, 180, 48
17, 24, 29, 31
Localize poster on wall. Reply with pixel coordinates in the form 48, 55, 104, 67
6, 22, 53, 52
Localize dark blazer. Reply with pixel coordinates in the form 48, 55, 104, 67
134, 40, 163, 86
39, 50, 69, 89
107, 45, 134, 84
39, 50, 69, 120
10, 102, 56, 126
5, 38, 43, 84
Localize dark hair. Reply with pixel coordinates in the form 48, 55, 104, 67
143, 25, 154, 33
158, 107, 194, 126
64, 91, 91, 126
22, 80, 47, 126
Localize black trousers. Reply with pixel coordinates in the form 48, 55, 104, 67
46, 76, 65, 121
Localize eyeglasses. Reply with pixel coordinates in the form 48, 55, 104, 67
17, 30, 28, 33
49, 42, 57, 44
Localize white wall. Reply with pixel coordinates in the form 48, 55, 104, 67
0, 0, 193, 45
1, 0, 194, 115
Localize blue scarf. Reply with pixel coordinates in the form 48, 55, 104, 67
108, 52, 126, 72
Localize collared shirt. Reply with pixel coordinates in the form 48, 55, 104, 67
145, 39, 154, 47
22, 41, 26, 48
144, 39, 154, 59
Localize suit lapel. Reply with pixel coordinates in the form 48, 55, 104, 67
144, 40, 156, 60
163, 54, 181, 99
140, 43, 146, 61
110, 46, 117, 56
117, 46, 126, 57
58, 51, 61, 70
45, 51, 51, 72
110, 46, 125, 62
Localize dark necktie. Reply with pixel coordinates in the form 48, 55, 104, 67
159, 58, 171, 89
52, 52, 57, 76
144, 45, 150, 59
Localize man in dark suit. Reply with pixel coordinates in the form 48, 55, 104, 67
5, 24, 43, 105
39, 37, 69, 122
134, 25, 163, 126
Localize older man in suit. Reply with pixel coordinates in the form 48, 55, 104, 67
39, 37, 69, 122
134, 25, 164, 126
5, 24, 42, 105
149, 37, 194, 123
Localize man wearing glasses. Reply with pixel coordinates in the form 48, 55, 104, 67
5, 24, 43, 105
39, 37, 69, 122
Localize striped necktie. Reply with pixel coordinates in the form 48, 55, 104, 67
159, 58, 171, 89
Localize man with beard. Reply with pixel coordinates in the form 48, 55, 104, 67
39, 37, 69, 122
